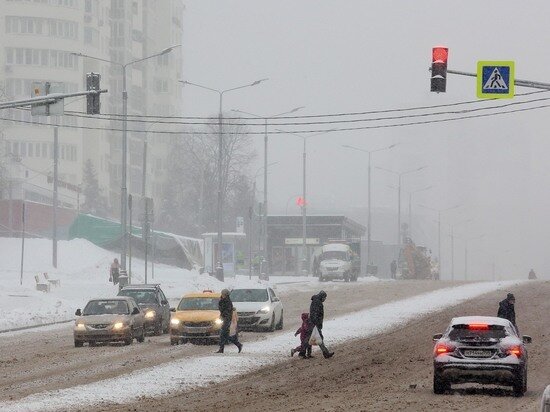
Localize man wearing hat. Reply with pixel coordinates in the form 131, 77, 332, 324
497, 292, 516, 328
216, 289, 242, 354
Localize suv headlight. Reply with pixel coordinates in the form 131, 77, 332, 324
170, 318, 181, 326
113, 322, 125, 330
145, 310, 156, 319
75, 323, 86, 330
257, 306, 270, 314
214, 318, 223, 326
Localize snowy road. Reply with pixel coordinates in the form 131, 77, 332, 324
0, 279, 457, 410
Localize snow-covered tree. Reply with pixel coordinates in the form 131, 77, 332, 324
81, 159, 109, 217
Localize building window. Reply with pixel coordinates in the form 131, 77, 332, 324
28, 143, 34, 157
42, 142, 48, 158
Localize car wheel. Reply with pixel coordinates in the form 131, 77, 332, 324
74, 340, 83, 348
154, 322, 162, 336
89, 341, 97, 347
433, 372, 450, 394
513, 369, 526, 397
124, 331, 133, 346
276, 311, 284, 330
170, 337, 179, 346
269, 314, 276, 332
137, 327, 145, 343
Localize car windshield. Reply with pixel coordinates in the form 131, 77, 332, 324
83, 300, 129, 315
321, 251, 347, 261
449, 325, 507, 341
178, 297, 219, 311
230, 289, 268, 303
119, 289, 157, 305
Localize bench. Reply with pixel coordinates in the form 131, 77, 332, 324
43, 272, 60, 287
34, 275, 50, 292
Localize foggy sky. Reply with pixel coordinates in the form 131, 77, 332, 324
181, 1, 550, 280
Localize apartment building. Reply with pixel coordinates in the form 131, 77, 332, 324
0, 0, 183, 219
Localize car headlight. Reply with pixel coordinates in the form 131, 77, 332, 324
214, 318, 223, 326
145, 310, 156, 319
257, 306, 270, 314
75, 323, 86, 330
113, 322, 125, 330
170, 318, 181, 326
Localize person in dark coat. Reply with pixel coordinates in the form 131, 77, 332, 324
497, 293, 516, 328
390, 260, 397, 280
216, 289, 242, 354
291, 313, 313, 358
309, 290, 334, 359
528, 269, 537, 280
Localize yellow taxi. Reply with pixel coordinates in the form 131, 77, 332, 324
170, 290, 223, 345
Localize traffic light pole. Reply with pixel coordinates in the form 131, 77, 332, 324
0, 89, 107, 110
441, 68, 550, 90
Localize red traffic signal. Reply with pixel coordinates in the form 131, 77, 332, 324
431, 46, 448, 93
296, 196, 306, 207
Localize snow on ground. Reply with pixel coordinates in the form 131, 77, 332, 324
1, 279, 522, 412
0, 238, 345, 331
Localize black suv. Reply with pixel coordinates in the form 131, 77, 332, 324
118, 284, 170, 335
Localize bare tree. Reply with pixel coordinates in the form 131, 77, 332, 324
159, 117, 255, 237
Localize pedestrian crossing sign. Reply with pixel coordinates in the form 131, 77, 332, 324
477, 61, 515, 99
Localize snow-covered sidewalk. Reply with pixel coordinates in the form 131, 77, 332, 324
1, 280, 521, 412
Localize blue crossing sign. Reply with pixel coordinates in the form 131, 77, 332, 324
477, 61, 515, 99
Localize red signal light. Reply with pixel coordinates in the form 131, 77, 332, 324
296, 196, 306, 207
468, 324, 489, 330
432, 47, 448, 63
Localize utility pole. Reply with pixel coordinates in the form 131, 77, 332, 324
144, 198, 150, 284
451, 226, 455, 281
302, 138, 307, 275
20, 202, 25, 285
128, 194, 132, 284
8, 180, 13, 237
52, 126, 58, 268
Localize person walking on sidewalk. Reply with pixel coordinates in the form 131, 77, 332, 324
309, 290, 334, 359
216, 289, 242, 354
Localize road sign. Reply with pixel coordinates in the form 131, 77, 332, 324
31, 81, 64, 115
477, 61, 515, 99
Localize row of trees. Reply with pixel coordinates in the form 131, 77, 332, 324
80, 118, 256, 238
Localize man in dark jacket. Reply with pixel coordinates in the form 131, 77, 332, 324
309, 290, 334, 359
216, 289, 242, 354
497, 293, 516, 328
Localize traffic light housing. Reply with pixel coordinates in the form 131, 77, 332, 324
86, 72, 101, 114
431, 47, 448, 93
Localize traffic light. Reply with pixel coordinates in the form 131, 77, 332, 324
86, 72, 101, 114
431, 47, 448, 93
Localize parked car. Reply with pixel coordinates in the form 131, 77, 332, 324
432, 316, 531, 396
230, 287, 283, 332
118, 284, 170, 335
170, 290, 223, 345
74, 297, 145, 347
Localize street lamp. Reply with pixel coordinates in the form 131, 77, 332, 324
231, 106, 304, 264
179, 78, 268, 281
407, 186, 433, 240
72, 45, 181, 271
465, 234, 485, 280
376, 165, 427, 245
448, 218, 473, 281
342, 143, 396, 274
276, 129, 335, 275
418, 204, 461, 279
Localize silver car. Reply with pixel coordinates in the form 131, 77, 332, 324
231, 287, 283, 332
433, 316, 531, 396
74, 297, 145, 347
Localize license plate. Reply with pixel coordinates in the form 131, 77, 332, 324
184, 326, 209, 333
463, 349, 493, 358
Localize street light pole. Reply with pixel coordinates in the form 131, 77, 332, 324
342, 144, 396, 273
231, 106, 304, 270
180, 78, 268, 281
73, 45, 180, 271
407, 186, 432, 240
302, 137, 307, 274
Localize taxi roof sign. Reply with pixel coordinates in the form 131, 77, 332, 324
477, 61, 515, 99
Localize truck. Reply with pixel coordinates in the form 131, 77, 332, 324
397, 238, 433, 279
317, 240, 360, 282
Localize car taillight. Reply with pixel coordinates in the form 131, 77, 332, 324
468, 324, 489, 330
507, 346, 522, 356
434, 343, 454, 355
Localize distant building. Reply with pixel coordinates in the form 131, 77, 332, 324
0, 0, 183, 220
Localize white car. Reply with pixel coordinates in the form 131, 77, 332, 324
230, 287, 283, 332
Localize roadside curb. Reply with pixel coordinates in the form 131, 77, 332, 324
0, 319, 73, 334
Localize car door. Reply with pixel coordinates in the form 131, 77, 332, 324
269, 288, 282, 322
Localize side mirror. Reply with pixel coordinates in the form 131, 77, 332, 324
75, 309, 82, 316
522, 335, 532, 344
432, 333, 443, 342
170, 307, 176, 312
132, 307, 140, 315
161, 300, 168, 305
272, 297, 280, 302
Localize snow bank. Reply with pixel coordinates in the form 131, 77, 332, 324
1, 280, 522, 411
